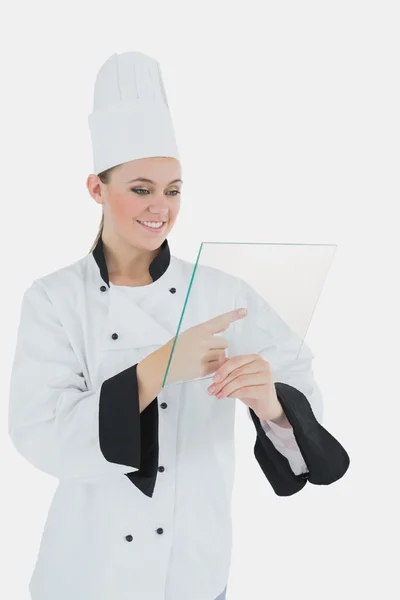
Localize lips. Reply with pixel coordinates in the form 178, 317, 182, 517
137, 219, 166, 227
136, 220, 167, 233
137, 220, 165, 225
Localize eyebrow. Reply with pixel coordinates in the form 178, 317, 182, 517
127, 177, 183, 185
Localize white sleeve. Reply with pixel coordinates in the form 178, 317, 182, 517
8, 280, 145, 483
236, 279, 325, 472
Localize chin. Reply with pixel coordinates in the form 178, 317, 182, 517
132, 230, 169, 249
134, 236, 165, 247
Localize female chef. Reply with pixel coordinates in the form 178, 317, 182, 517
8, 51, 350, 600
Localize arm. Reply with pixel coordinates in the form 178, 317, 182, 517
8, 280, 161, 495
237, 280, 350, 493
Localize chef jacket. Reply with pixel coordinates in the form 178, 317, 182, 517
8, 236, 350, 600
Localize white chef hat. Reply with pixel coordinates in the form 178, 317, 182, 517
88, 51, 180, 175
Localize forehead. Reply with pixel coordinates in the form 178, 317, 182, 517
117, 157, 182, 182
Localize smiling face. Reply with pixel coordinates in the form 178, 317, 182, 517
88, 156, 182, 252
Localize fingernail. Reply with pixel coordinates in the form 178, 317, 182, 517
208, 385, 215, 393
239, 308, 247, 316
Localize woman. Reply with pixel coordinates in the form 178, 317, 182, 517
8, 51, 349, 600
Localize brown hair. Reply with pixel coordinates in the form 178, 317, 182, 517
88, 163, 123, 253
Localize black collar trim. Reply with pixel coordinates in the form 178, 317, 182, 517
92, 236, 171, 287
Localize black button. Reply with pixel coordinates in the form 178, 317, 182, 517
125, 535, 133, 542
156, 528, 164, 535
111, 333, 119, 340
160, 402, 168, 409
169, 287, 176, 294
158, 466, 165, 472
100, 285, 107, 292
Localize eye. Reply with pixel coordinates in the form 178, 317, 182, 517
131, 188, 181, 196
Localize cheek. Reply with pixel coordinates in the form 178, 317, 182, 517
170, 199, 181, 220
109, 194, 142, 222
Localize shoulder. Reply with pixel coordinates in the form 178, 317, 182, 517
23, 254, 94, 308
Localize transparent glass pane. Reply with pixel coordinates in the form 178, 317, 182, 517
162, 242, 337, 388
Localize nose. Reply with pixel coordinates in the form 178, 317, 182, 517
148, 195, 169, 215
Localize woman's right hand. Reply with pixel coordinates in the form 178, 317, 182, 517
158, 308, 248, 385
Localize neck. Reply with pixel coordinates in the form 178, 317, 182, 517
101, 231, 159, 280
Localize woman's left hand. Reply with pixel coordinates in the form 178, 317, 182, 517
207, 354, 285, 422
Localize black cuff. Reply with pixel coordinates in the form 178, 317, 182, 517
274, 382, 350, 485
126, 399, 159, 497
99, 363, 159, 497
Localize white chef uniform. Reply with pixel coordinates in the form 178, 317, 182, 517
8, 236, 349, 600
8, 50, 349, 600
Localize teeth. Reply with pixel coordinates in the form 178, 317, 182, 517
138, 221, 164, 229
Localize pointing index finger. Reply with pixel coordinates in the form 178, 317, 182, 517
205, 308, 247, 334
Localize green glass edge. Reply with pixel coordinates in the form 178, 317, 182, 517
162, 242, 204, 387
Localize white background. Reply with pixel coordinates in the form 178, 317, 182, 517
1, 1, 399, 599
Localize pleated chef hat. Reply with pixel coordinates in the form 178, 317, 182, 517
88, 51, 180, 175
